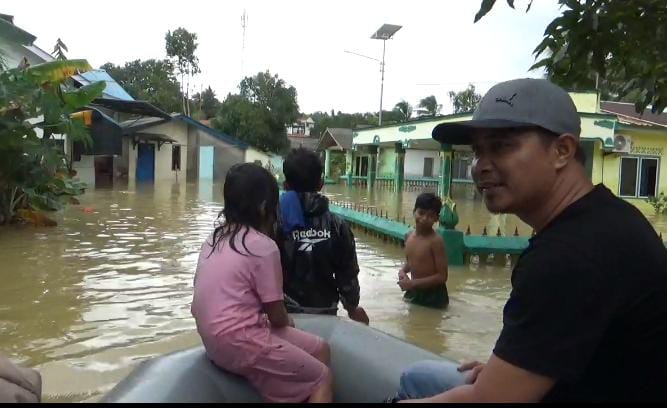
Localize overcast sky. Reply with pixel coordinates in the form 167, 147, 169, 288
4, 0, 561, 115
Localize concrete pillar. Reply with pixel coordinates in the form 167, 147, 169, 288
394, 142, 405, 193
345, 150, 353, 186
438, 143, 453, 198
324, 149, 331, 179
367, 145, 378, 191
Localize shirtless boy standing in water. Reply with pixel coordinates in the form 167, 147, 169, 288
398, 193, 449, 308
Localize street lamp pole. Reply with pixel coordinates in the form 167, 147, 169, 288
371, 24, 402, 126
379, 39, 386, 126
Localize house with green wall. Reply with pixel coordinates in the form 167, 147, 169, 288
319, 91, 667, 209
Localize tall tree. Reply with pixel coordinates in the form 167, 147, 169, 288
212, 94, 288, 153
448, 83, 482, 114
200, 86, 220, 119
309, 111, 378, 138
212, 71, 298, 153
165, 28, 200, 115
100, 60, 183, 113
393, 100, 413, 122
52, 38, 68, 60
239, 71, 300, 125
417, 95, 442, 117
475, 0, 667, 113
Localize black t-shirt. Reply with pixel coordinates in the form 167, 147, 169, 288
493, 184, 667, 402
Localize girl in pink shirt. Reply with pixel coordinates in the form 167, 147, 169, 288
191, 163, 333, 403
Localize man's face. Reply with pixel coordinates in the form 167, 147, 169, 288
471, 128, 557, 215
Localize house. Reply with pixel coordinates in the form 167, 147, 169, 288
597, 101, 667, 200
0, 14, 145, 188
115, 112, 281, 186
0, 14, 52, 68
1, 16, 289, 188
286, 116, 315, 137
345, 91, 667, 208
316, 128, 353, 181
287, 116, 318, 151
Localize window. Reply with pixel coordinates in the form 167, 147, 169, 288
619, 156, 659, 198
291, 125, 305, 135
172, 145, 181, 171
452, 155, 473, 180
423, 157, 434, 178
360, 156, 369, 177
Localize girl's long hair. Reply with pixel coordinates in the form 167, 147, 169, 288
209, 163, 279, 256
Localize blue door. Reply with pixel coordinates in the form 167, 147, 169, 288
199, 146, 214, 180
136, 143, 155, 182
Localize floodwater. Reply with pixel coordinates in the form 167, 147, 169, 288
0, 181, 664, 402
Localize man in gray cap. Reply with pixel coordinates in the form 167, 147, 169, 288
394, 78, 667, 402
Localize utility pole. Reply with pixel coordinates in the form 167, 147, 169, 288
241, 10, 248, 79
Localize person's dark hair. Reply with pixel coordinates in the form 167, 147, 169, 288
534, 127, 586, 166
414, 192, 442, 215
283, 148, 323, 192
209, 163, 279, 257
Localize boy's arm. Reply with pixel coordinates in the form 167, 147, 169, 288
398, 232, 412, 280
333, 220, 361, 311
404, 235, 448, 290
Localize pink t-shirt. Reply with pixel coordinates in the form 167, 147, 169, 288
191, 227, 284, 342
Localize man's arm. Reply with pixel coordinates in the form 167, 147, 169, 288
406, 354, 555, 403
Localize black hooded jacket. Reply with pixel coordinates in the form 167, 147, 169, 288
280, 192, 360, 311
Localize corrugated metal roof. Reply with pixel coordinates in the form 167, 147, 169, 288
172, 114, 248, 149
73, 70, 134, 101
21, 44, 53, 62
601, 101, 667, 128
93, 99, 170, 119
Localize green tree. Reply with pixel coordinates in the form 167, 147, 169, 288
199, 86, 220, 119
52, 38, 68, 60
239, 71, 300, 126
212, 94, 289, 153
309, 111, 377, 138
393, 100, 413, 122
165, 28, 200, 115
417, 95, 442, 117
377, 109, 403, 125
448, 83, 482, 114
100, 60, 183, 113
475, 0, 667, 113
212, 71, 298, 153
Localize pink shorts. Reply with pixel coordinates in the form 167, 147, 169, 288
210, 326, 330, 403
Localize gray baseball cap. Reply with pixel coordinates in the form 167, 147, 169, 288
432, 78, 581, 145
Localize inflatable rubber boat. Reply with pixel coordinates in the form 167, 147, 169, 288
102, 314, 464, 403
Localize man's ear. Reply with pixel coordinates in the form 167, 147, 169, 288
318, 177, 324, 191
554, 133, 579, 169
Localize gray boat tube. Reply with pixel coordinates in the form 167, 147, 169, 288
102, 314, 465, 403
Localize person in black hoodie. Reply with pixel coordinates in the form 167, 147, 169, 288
280, 148, 369, 325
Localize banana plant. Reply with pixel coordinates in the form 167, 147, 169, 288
0, 59, 104, 226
